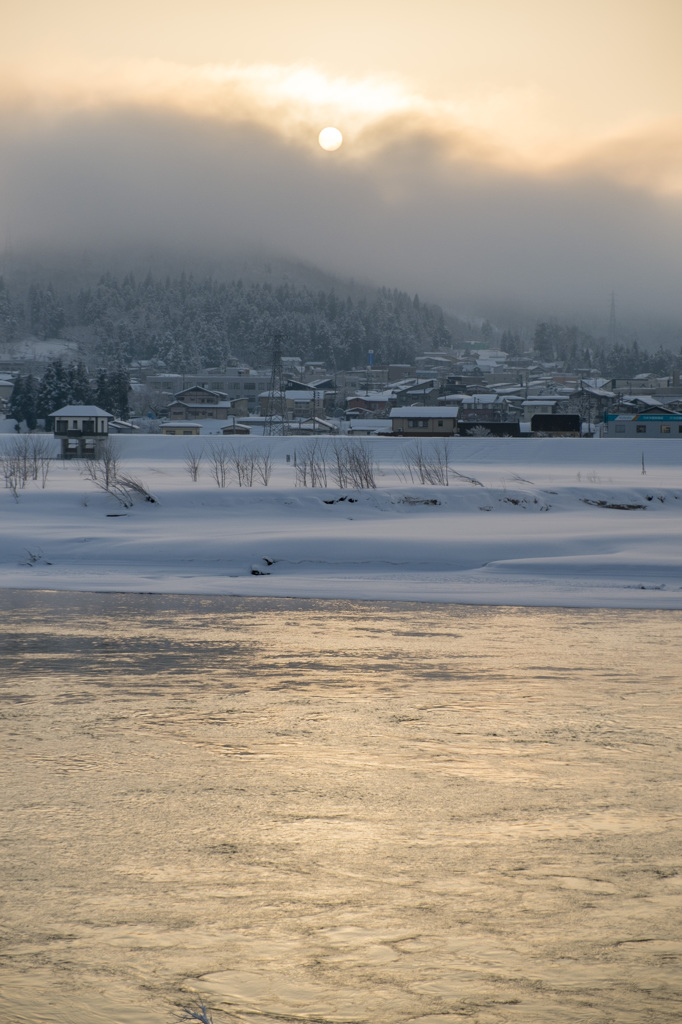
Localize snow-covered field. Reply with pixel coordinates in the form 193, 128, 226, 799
1, 433, 681, 608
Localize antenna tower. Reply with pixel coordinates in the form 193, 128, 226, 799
264, 331, 290, 435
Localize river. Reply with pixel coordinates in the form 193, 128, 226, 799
1, 592, 680, 1023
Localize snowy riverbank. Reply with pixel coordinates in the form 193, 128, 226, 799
1, 434, 681, 608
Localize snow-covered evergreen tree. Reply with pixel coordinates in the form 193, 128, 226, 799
94, 368, 112, 412
37, 359, 70, 418
68, 362, 94, 404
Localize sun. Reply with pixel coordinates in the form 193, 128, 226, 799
318, 126, 343, 151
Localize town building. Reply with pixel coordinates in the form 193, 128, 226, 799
167, 387, 248, 421
389, 407, 458, 436
603, 407, 682, 437
49, 405, 113, 458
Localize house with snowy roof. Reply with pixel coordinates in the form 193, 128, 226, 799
258, 389, 328, 418
389, 406, 458, 436
49, 405, 114, 458
167, 386, 248, 421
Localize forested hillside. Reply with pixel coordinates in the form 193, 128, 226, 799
0, 273, 452, 371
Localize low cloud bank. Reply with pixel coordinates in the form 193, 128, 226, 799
2, 78, 682, 325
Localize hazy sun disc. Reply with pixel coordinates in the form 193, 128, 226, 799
318, 126, 343, 151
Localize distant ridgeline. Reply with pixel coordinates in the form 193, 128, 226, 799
0, 273, 452, 371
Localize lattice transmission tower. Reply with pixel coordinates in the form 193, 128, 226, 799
608, 292, 618, 347
264, 332, 290, 435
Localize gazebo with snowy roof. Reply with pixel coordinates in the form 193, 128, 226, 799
49, 405, 114, 459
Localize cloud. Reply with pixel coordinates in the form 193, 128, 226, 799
1, 63, 682, 327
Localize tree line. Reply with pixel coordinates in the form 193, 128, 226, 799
526, 321, 682, 377
8, 360, 130, 430
0, 273, 452, 372
3, 272, 681, 381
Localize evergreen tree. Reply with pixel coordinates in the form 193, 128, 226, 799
111, 367, 130, 419
533, 322, 556, 361
37, 359, 70, 418
22, 374, 38, 430
500, 330, 522, 356
9, 373, 39, 429
41, 285, 65, 338
94, 368, 113, 412
8, 374, 25, 426
0, 277, 18, 344
67, 361, 94, 404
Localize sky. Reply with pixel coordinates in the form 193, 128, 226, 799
3, 0, 682, 329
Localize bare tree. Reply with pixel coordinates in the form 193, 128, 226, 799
427, 439, 451, 485
398, 441, 427, 485
184, 446, 203, 482
344, 440, 376, 489
28, 436, 53, 487
330, 441, 350, 488
399, 440, 471, 487
1, 436, 54, 495
228, 445, 255, 487
253, 446, 273, 486
8, 436, 31, 487
294, 449, 308, 487
1, 451, 21, 499
297, 439, 377, 490
295, 439, 329, 487
207, 444, 229, 487
80, 438, 121, 491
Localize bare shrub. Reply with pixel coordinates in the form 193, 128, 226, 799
80, 444, 155, 507
216, 444, 274, 488
207, 444, 229, 487
451, 469, 484, 486
79, 439, 150, 506
295, 439, 329, 487
294, 449, 307, 487
400, 441, 428, 485
253, 446, 273, 486
426, 440, 451, 485
28, 436, 52, 484
468, 425, 492, 437
115, 475, 157, 503
1, 452, 21, 499
14, 437, 32, 487
330, 441, 351, 488
326, 440, 377, 489
80, 438, 121, 492
228, 445, 254, 487
5, 436, 31, 488
38, 449, 52, 489
397, 440, 484, 487
346, 440, 376, 488
1, 435, 54, 495
400, 440, 452, 485
183, 446, 203, 482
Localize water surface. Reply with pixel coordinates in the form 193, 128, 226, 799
1, 593, 681, 1023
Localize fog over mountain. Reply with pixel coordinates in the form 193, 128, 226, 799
2, 92, 682, 341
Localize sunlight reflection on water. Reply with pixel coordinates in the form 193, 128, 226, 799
1, 592, 681, 1024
